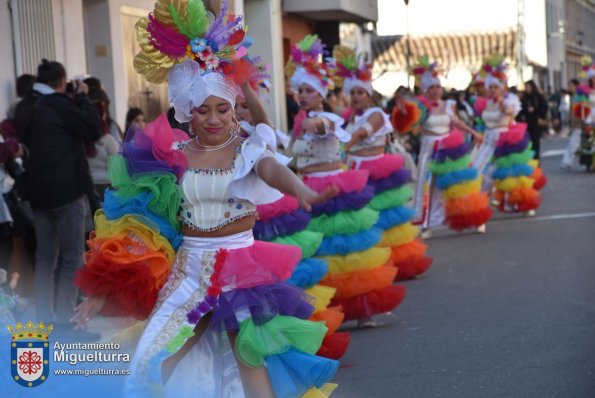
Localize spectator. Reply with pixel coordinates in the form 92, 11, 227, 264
519, 80, 548, 160
87, 89, 120, 202
13, 59, 101, 332
124, 107, 146, 141
6, 74, 36, 119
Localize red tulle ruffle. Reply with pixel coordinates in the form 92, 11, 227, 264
332, 285, 406, 320
531, 167, 547, 190
317, 332, 350, 360
391, 100, 421, 134
394, 256, 433, 281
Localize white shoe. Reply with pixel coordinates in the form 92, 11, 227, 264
476, 224, 486, 234
357, 317, 377, 329
490, 199, 500, 207
420, 229, 432, 239
526, 210, 536, 217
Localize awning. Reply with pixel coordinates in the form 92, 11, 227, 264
372, 30, 518, 73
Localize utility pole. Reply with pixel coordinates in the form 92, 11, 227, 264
405, 0, 412, 89
517, 0, 526, 88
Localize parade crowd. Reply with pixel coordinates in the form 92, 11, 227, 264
0, 0, 594, 397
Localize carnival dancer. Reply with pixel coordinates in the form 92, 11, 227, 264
248, 55, 350, 359
72, 1, 340, 397
235, 56, 291, 149
473, 56, 546, 215
560, 77, 584, 170
392, 57, 490, 237
332, 46, 432, 282
573, 56, 595, 170
286, 36, 406, 329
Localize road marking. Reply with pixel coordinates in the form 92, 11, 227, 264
541, 149, 565, 157
529, 211, 595, 221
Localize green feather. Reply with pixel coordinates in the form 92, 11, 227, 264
169, 4, 191, 38
298, 35, 317, 52
187, 0, 208, 37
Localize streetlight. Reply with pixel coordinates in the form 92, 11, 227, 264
404, 0, 412, 89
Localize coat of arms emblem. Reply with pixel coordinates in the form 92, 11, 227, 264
7, 321, 52, 387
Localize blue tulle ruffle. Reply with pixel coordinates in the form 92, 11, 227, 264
491, 163, 534, 180
102, 190, 182, 249
287, 258, 329, 289
374, 206, 415, 230
434, 168, 478, 190
315, 228, 383, 256
266, 348, 340, 398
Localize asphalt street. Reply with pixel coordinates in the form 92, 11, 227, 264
333, 136, 595, 398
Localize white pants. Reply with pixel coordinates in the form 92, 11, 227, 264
471, 127, 507, 193
413, 134, 448, 228
561, 128, 582, 169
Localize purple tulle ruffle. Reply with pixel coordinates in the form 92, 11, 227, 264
368, 169, 412, 194
121, 143, 179, 178
209, 282, 315, 332
432, 143, 468, 162
494, 134, 530, 158
253, 209, 311, 241
311, 185, 374, 216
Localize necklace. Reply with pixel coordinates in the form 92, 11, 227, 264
187, 133, 236, 152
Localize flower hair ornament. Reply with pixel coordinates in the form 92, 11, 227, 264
285, 35, 335, 97
332, 45, 373, 96
479, 54, 509, 89
579, 55, 595, 80
134, 0, 256, 122
412, 55, 441, 92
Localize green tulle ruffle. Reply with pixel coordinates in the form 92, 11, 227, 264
429, 155, 471, 176
273, 230, 323, 258
368, 185, 414, 211
236, 315, 327, 367
494, 146, 534, 168
108, 155, 181, 227
307, 207, 379, 237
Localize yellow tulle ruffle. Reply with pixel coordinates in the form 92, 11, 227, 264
379, 223, 419, 247
322, 247, 391, 276
443, 179, 482, 199
494, 176, 534, 192
94, 211, 175, 263
302, 383, 338, 398
305, 285, 337, 313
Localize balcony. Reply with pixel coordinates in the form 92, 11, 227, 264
282, 0, 378, 23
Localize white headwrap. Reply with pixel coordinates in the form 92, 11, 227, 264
587, 67, 595, 79
421, 71, 441, 92
343, 77, 373, 96
168, 59, 238, 123
484, 73, 506, 89
291, 67, 328, 98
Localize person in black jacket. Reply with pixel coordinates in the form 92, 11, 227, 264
519, 80, 548, 160
13, 59, 101, 329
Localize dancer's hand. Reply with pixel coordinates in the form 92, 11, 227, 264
9, 272, 19, 290
71, 296, 106, 330
345, 130, 368, 153
296, 185, 339, 212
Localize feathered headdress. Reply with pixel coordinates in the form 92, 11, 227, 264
285, 35, 334, 97
579, 55, 595, 80
242, 55, 271, 93
412, 56, 441, 91
332, 45, 373, 95
134, 0, 254, 121
479, 55, 508, 88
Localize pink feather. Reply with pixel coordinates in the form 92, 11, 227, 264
147, 14, 188, 58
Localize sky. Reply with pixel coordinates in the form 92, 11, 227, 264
376, 0, 518, 36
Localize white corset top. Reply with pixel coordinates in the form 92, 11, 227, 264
482, 108, 509, 128
179, 147, 257, 232
423, 113, 450, 135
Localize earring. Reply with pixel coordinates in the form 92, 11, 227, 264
231, 113, 241, 136
188, 123, 195, 137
